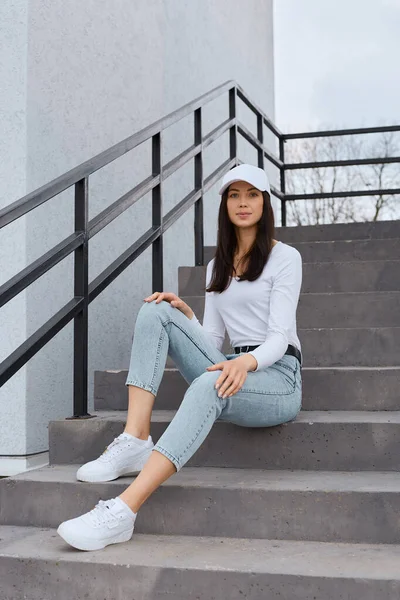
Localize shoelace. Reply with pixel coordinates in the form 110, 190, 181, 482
99, 434, 128, 462
89, 499, 119, 526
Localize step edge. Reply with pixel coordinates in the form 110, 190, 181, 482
1, 526, 400, 579
6, 465, 400, 493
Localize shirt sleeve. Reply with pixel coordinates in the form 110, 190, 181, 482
189, 259, 226, 351
247, 249, 302, 371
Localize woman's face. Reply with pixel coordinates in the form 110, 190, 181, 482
226, 180, 264, 229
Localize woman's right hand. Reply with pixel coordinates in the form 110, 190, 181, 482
143, 292, 193, 320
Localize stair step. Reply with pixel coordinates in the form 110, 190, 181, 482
166, 318, 400, 367
1, 526, 400, 599
275, 219, 400, 242
300, 326, 400, 367
2, 466, 400, 544
49, 410, 400, 471
184, 326, 399, 368
179, 260, 400, 295
95, 366, 400, 412
183, 291, 400, 329
204, 237, 400, 263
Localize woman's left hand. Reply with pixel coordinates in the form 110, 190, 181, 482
206, 355, 257, 399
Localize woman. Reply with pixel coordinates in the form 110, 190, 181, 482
57, 163, 303, 551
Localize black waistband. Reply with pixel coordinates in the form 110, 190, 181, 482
233, 343, 302, 366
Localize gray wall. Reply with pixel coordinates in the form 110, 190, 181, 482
0, 0, 275, 460
0, 0, 29, 455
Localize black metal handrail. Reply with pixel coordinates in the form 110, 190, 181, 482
278, 125, 400, 225
284, 124, 400, 139
1, 80, 399, 418
0, 80, 284, 417
285, 156, 400, 170
282, 125, 400, 211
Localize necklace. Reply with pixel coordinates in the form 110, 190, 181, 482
232, 254, 247, 280
232, 241, 279, 280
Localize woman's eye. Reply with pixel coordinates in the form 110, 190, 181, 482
229, 192, 258, 198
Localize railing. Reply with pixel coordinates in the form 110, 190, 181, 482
0, 80, 284, 418
1, 80, 399, 418
282, 125, 400, 225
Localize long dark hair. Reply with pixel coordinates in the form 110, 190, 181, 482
206, 188, 275, 293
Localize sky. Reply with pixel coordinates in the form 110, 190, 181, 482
273, 0, 400, 133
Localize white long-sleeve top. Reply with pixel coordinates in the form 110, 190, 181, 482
190, 241, 302, 371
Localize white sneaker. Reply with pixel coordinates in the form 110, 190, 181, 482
76, 432, 154, 482
57, 496, 136, 551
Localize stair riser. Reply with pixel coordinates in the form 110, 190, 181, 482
177, 320, 399, 367
204, 238, 400, 263
95, 368, 400, 412
179, 261, 400, 296
49, 419, 400, 471
0, 478, 400, 544
298, 293, 400, 328
301, 261, 400, 293
275, 220, 400, 243
106, 327, 400, 369
300, 327, 400, 367
184, 293, 400, 329
1, 558, 397, 600
1, 478, 400, 544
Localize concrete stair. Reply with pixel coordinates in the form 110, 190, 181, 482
2, 527, 400, 599
96, 365, 400, 411
204, 237, 400, 264
48, 409, 400, 471
275, 219, 400, 242
1, 219, 400, 599
184, 291, 400, 328
2, 465, 400, 544
180, 260, 400, 295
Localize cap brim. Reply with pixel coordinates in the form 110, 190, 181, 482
218, 178, 243, 195
218, 178, 268, 195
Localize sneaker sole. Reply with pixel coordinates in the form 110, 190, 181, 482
76, 448, 154, 483
57, 522, 133, 551
76, 467, 141, 483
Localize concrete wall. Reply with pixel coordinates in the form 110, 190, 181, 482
0, 0, 29, 469
0, 0, 275, 469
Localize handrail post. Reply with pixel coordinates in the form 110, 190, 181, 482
194, 107, 204, 266
257, 114, 264, 169
71, 177, 91, 418
229, 87, 238, 165
152, 132, 163, 293
279, 137, 287, 226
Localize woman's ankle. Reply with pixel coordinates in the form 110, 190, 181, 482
124, 428, 150, 441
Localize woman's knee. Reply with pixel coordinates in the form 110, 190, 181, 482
179, 371, 225, 419
138, 299, 172, 319
191, 370, 220, 388
186, 370, 222, 403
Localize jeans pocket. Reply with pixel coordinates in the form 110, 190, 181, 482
274, 357, 298, 390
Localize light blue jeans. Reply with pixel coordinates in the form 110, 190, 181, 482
125, 300, 302, 471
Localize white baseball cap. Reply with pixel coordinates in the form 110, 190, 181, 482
218, 164, 271, 197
